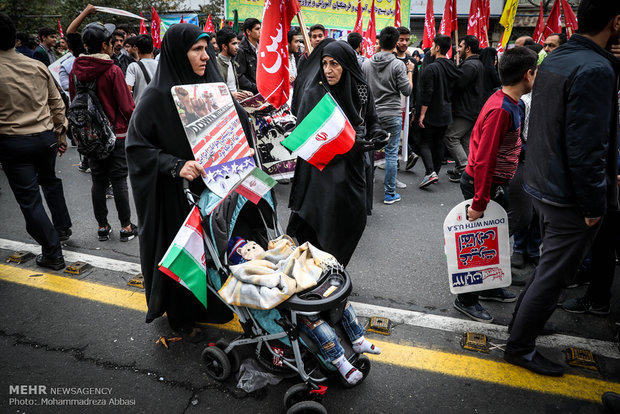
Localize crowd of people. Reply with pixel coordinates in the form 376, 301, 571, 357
0, 0, 619, 402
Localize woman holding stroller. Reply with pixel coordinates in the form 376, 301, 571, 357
288, 41, 387, 267
126, 24, 252, 338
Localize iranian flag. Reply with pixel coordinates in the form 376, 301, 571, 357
235, 168, 277, 204
282, 93, 355, 171
158, 206, 208, 308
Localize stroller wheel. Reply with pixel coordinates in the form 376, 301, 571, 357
338, 355, 371, 388
286, 401, 327, 414
201, 346, 232, 381
283, 383, 321, 409
216, 340, 241, 373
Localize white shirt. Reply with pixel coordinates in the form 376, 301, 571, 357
125, 58, 158, 105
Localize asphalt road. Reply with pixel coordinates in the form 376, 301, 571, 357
1, 146, 619, 413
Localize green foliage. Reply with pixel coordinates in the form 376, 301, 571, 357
198, 0, 225, 30
0, 0, 183, 36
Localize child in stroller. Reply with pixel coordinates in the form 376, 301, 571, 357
227, 236, 381, 385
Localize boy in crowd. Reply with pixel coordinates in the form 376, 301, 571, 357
454, 47, 538, 323
125, 35, 158, 105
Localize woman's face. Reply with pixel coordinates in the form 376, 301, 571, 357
187, 38, 210, 76
322, 56, 342, 86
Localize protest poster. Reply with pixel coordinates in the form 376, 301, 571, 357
443, 199, 512, 294
171, 83, 256, 199
241, 95, 297, 180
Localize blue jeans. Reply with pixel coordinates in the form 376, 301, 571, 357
380, 116, 402, 196
298, 302, 365, 362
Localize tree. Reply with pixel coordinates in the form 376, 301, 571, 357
199, 0, 225, 30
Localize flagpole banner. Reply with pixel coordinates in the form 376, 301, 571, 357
242, 96, 298, 180
226, 0, 410, 30
94, 6, 145, 20
171, 82, 256, 199
160, 13, 200, 38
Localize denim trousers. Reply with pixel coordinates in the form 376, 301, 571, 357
88, 139, 132, 228
299, 302, 365, 362
0, 131, 72, 258
380, 116, 402, 196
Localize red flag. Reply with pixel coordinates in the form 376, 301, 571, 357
151, 6, 162, 49
467, 0, 480, 38
560, 0, 578, 37
532, 1, 545, 44
353, 0, 364, 34
180, 15, 186, 24
139, 13, 148, 35
423, 0, 436, 49
439, 0, 457, 57
57, 19, 64, 38
363, 0, 377, 57
542, 0, 562, 40
256, 0, 301, 108
479, 0, 490, 48
203, 14, 215, 32
394, 0, 401, 28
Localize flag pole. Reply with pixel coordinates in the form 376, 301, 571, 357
296, 12, 314, 55
454, 19, 460, 65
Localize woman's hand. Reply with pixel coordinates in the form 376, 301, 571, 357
179, 161, 206, 181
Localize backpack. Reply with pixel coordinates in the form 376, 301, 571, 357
68, 74, 117, 159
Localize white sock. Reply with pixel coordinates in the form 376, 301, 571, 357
352, 336, 381, 355
332, 355, 363, 385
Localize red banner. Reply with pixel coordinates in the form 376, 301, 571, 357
353, 0, 364, 34
203, 14, 215, 32
363, 0, 377, 57
394, 0, 401, 28
542, 0, 561, 40
256, 0, 301, 108
439, 0, 457, 57
560, 0, 578, 37
151, 6, 162, 48
423, 0, 436, 49
532, 1, 545, 44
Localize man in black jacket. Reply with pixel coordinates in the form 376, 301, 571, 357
445, 35, 486, 182
235, 18, 260, 94
504, 0, 620, 377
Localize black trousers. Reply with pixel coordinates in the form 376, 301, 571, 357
584, 210, 619, 306
0, 131, 71, 258
88, 139, 132, 228
506, 199, 600, 356
458, 171, 511, 306
418, 124, 447, 175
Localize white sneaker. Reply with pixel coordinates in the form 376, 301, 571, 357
395, 179, 407, 189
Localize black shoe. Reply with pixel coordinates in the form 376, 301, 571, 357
562, 296, 610, 315
120, 223, 138, 242
406, 152, 420, 170
503, 350, 565, 376
98, 225, 112, 241
35, 254, 65, 271
479, 288, 517, 303
453, 298, 493, 323
77, 163, 90, 173
602, 392, 620, 413
511, 252, 526, 269
446, 169, 459, 178
57, 228, 72, 242
448, 173, 462, 183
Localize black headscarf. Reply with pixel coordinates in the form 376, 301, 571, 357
126, 24, 242, 328
291, 38, 335, 116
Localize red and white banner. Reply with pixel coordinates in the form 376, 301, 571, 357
423, 0, 436, 49
151, 6, 162, 48
139, 13, 148, 35
363, 0, 377, 57
57, 19, 64, 38
353, 0, 364, 34
439, 0, 457, 57
203, 14, 215, 32
561, 0, 578, 37
542, 0, 562, 41
256, 0, 301, 108
467, 0, 489, 48
394, 0, 401, 27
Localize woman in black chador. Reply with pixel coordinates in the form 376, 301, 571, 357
288, 41, 386, 267
126, 24, 251, 335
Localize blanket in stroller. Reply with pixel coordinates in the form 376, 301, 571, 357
218, 236, 339, 309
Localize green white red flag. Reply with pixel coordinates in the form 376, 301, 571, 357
158, 206, 208, 308
282, 93, 355, 171
235, 168, 277, 204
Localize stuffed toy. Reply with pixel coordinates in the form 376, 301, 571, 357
227, 237, 265, 265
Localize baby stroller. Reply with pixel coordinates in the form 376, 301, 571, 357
183, 180, 371, 414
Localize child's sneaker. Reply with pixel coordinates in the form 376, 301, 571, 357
384, 193, 401, 204
98, 225, 112, 241
120, 224, 138, 242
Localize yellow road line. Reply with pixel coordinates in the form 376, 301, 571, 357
1, 263, 619, 402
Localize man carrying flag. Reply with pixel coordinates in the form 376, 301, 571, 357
287, 41, 387, 267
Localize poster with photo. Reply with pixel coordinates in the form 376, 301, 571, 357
241, 95, 297, 180
171, 82, 255, 198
